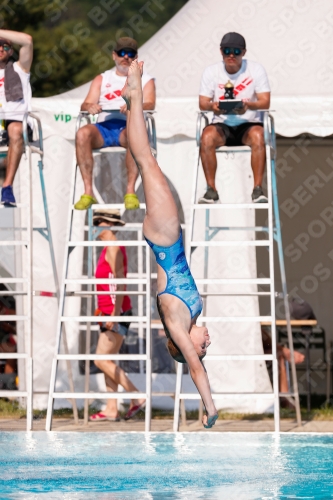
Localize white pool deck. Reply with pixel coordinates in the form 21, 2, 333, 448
1, 418, 333, 432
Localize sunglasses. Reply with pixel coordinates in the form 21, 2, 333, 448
0, 43, 11, 52
222, 47, 242, 56
116, 49, 137, 58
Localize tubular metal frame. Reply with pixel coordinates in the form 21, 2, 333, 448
173, 111, 301, 433
46, 111, 155, 431
0, 112, 59, 430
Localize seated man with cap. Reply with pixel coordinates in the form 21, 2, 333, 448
74, 37, 155, 211
198, 32, 270, 204
0, 29, 33, 207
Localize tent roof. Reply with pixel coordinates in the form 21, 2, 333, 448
139, 0, 333, 98
34, 0, 333, 138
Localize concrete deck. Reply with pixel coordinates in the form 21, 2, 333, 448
1, 418, 333, 432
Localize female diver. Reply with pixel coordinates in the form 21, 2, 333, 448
121, 60, 218, 429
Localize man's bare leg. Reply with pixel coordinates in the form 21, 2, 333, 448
75, 124, 104, 196
242, 125, 266, 187
199, 125, 225, 191
121, 61, 179, 247
3, 122, 24, 187
119, 129, 139, 195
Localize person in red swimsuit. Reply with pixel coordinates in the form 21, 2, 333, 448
89, 208, 146, 422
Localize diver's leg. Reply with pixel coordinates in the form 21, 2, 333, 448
121, 61, 179, 247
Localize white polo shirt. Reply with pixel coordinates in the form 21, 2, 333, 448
199, 59, 270, 126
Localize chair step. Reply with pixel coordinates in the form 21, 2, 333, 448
60, 315, 148, 322
91, 203, 146, 210
0, 241, 29, 246
57, 354, 148, 361
67, 240, 147, 247
64, 278, 147, 285
93, 146, 126, 154
0, 278, 27, 284
0, 390, 28, 397
192, 203, 268, 210
0, 353, 29, 359
204, 354, 273, 361
216, 145, 251, 152
52, 392, 147, 399
191, 240, 270, 247
0, 315, 28, 321
0, 203, 28, 209
179, 393, 274, 399
195, 278, 271, 284
197, 316, 272, 323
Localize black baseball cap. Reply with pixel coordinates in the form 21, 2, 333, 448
220, 32, 246, 50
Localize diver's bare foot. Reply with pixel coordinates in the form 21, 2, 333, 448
121, 61, 143, 108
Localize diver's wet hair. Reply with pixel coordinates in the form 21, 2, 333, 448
156, 296, 206, 364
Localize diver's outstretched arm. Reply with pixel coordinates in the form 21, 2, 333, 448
170, 323, 217, 427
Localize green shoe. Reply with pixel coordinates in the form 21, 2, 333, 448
124, 193, 140, 210
74, 194, 97, 210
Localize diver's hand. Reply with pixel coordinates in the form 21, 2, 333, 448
202, 412, 218, 429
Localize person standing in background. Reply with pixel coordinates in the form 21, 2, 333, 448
90, 208, 146, 422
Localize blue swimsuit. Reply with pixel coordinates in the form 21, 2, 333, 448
145, 231, 203, 320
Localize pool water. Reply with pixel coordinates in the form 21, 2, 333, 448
1, 432, 333, 499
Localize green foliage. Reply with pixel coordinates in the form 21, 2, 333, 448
0, 0, 50, 32
1, 0, 188, 97
0, 397, 26, 418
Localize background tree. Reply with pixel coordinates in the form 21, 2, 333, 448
1, 0, 188, 97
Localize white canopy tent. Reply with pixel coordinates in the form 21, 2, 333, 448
5, 0, 332, 412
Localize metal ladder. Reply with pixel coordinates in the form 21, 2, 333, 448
0, 112, 59, 430
46, 112, 155, 431
173, 111, 301, 432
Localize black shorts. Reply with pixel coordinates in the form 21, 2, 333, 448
209, 122, 263, 147
3, 120, 33, 146
100, 309, 132, 336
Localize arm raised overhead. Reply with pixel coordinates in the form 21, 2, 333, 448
0, 29, 33, 73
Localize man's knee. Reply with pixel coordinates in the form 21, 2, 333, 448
76, 125, 96, 149
7, 122, 23, 143
247, 126, 265, 147
201, 126, 222, 148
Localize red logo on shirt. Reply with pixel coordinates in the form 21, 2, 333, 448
0, 77, 4, 87
104, 89, 122, 100
219, 77, 253, 100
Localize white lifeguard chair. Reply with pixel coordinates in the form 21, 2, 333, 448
173, 111, 301, 433
46, 111, 157, 431
0, 112, 59, 430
